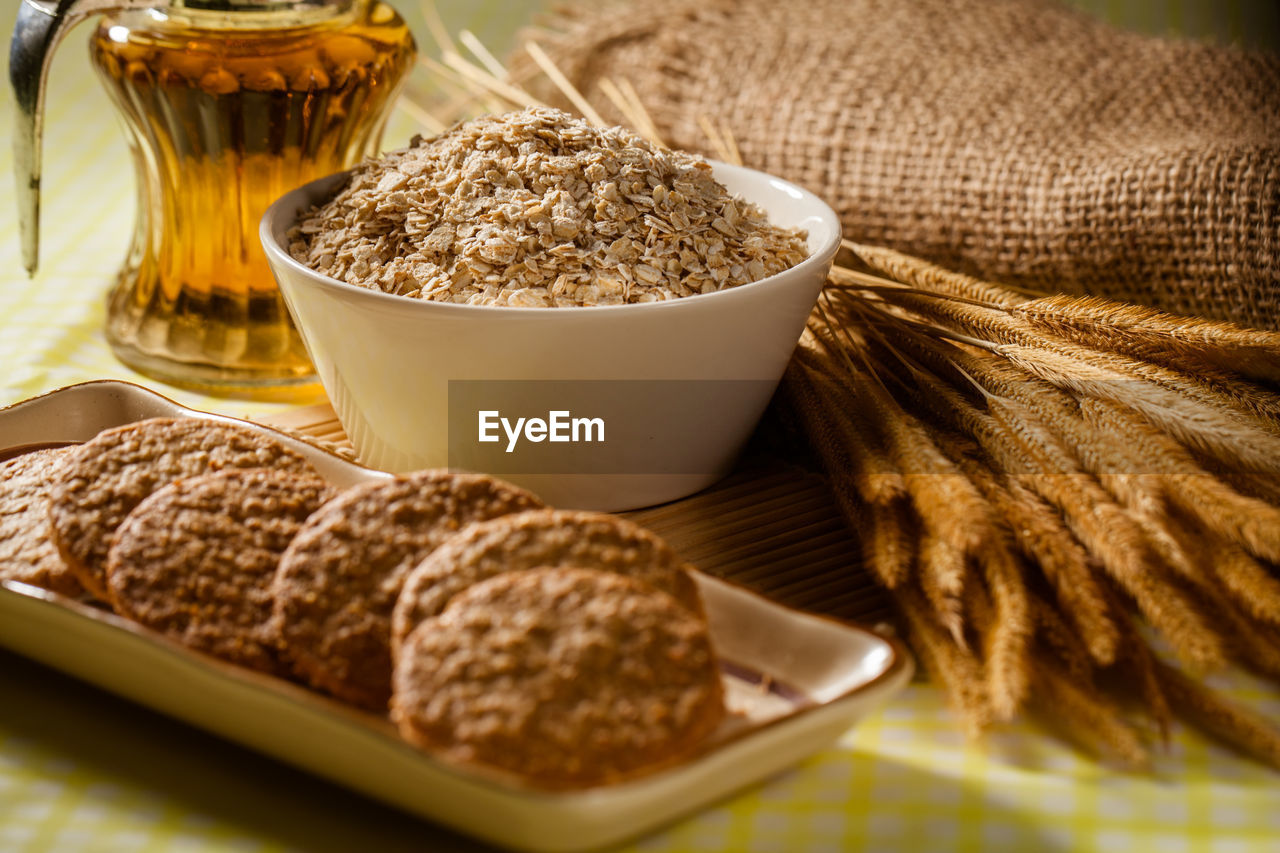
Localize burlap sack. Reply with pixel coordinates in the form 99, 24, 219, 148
517, 0, 1280, 329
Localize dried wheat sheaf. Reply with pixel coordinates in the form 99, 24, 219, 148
794, 244, 1280, 769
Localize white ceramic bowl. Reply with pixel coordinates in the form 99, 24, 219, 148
261, 162, 840, 510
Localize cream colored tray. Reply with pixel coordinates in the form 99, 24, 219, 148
0, 381, 911, 853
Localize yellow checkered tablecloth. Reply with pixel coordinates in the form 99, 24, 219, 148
1, 3, 1279, 852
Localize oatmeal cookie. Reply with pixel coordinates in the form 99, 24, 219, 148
48, 417, 317, 601
272, 470, 543, 710
390, 509, 703, 658
106, 468, 332, 673
0, 446, 83, 597
391, 567, 725, 788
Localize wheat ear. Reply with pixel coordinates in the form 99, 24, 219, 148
1010, 293, 1280, 384
1032, 664, 1149, 769
1155, 662, 1280, 771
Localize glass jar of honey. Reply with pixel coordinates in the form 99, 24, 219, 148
13, 0, 416, 399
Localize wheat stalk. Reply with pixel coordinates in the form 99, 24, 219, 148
1033, 662, 1149, 769
898, 585, 991, 737
1109, 617, 1174, 744
1155, 662, 1280, 770
1029, 593, 1097, 687
844, 242, 1029, 306
919, 532, 967, 647
1011, 293, 1280, 383
948, 439, 1120, 665
522, 41, 607, 127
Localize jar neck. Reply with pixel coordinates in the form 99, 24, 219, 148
177, 1, 353, 10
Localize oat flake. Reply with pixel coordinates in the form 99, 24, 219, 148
289, 107, 809, 307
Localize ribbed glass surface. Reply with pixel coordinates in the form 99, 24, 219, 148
90, 0, 414, 396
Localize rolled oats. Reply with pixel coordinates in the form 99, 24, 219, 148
289, 107, 809, 307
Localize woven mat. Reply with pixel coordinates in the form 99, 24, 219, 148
256, 403, 895, 627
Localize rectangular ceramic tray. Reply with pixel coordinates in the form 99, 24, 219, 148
0, 381, 911, 852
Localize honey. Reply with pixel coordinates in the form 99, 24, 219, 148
89, 1, 415, 398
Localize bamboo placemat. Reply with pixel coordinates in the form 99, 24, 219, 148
256, 402, 895, 628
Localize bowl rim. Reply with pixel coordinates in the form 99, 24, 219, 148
259, 159, 842, 317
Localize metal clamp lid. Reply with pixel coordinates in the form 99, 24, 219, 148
179, 0, 348, 9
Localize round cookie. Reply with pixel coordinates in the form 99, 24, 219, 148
49, 417, 317, 601
106, 468, 332, 673
390, 509, 703, 658
0, 446, 83, 597
271, 470, 544, 710
391, 567, 726, 789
